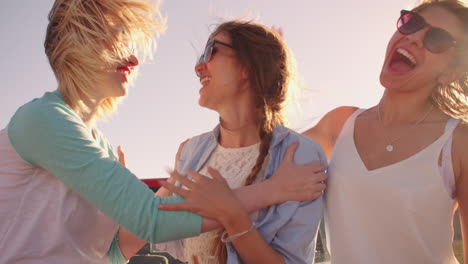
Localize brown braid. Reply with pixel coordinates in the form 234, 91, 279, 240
211, 119, 274, 264
204, 20, 296, 263
244, 122, 273, 186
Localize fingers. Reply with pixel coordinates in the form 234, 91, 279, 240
185, 169, 206, 182
309, 192, 323, 200
163, 166, 177, 184
283, 142, 298, 162
117, 145, 126, 167
293, 187, 325, 201
299, 162, 326, 174
312, 171, 328, 182
306, 182, 326, 192
186, 169, 223, 185
207, 167, 227, 183
310, 162, 326, 173
170, 170, 196, 189
159, 180, 190, 198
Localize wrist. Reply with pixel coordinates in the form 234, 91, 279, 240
218, 206, 251, 232
221, 223, 255, 243
260, 177, 282, 205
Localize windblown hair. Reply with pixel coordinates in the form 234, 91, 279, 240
208, 20, 298, 263
413, 0, 468, 122
44, 0, 165, 119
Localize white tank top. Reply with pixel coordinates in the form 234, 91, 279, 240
325, 109, 459, 264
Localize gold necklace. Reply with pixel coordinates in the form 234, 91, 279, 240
377, 103, 434, 152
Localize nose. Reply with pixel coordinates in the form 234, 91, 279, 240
127, 54, 139, 67
195, 59, 206, 78
405, 27, 427, 49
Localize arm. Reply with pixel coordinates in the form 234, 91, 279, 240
233, 142, 326, 211
159, 140, 327, 263
257, 138, 325, 264
114, 141, 324, 260
115, 138, 325, 261
8, 103, 201, 245
159, 142, 327, 232
303, 106, 358, 159
167, 168, 286, 263
116, 140, 189, 260
113, 146, 147, 260
453, 125, 468, 264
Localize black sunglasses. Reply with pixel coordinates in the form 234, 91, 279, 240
397, 10, 457, 53
198, 40, 235, 64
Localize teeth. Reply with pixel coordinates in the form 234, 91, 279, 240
397, 48, 416, 65
200, 76, 211, 84
117, 68, 130, 75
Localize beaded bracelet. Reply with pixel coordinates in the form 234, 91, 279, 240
220, 224, 255, 243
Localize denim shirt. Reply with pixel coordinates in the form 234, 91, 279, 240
176, 124, 327, 264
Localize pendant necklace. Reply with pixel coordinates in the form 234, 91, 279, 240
377, 103, 434, 152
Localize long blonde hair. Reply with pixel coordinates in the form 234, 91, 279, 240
413, 0, 468, 121
44, 0, 165, 119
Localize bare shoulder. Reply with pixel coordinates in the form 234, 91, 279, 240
303, 106, 359, 158
303, 106, 359, 139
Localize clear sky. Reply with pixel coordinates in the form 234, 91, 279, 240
1, 0, 414, 179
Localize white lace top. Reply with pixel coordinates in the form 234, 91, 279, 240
183, 142, 260, 264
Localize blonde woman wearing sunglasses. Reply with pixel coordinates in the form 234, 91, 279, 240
303, 0, 468, 263
0, 1, 328, 263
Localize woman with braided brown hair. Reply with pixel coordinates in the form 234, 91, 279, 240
156, 20, 326, 264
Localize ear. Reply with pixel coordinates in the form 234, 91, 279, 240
437, 65, 465, 85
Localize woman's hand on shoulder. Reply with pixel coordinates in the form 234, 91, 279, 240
269, 142, 327, 204
303, 106, 358, 158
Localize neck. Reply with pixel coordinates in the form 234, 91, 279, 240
216, 91, 261, 148
218, 114, 260, 148
378, 90, 434, 126
80, 95, 103, 129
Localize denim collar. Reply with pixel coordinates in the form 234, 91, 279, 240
209, 123, 291, 149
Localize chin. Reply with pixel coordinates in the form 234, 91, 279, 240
379, 75, 393, 91
198, 95, 208, 107
379, 65, 400, 90
198, 98, 217, 111
117, 87, 128, 97
379, 72, 388, 87
198, 100, 209, 109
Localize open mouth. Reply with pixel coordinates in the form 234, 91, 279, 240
117, 66, 131, 78
200, 76, 212, 85
389, 48, 417, 73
